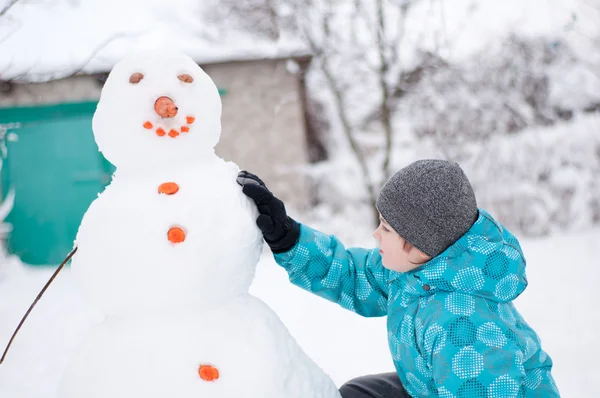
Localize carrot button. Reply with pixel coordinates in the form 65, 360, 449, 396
186, 116, 195, 124
168, 129, 179, 138
168, 227, 186, 243
198, 365, 219, 382
158, 182, 179, 195
143, 121, 153, 129
156, 128, 166, 137
181, 126, 189, 133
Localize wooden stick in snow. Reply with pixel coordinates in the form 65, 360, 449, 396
0, 246, 78, 364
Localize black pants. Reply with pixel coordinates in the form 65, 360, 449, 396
339, 373, 411, 398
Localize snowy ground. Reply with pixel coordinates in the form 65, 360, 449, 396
0, 226, 598, 397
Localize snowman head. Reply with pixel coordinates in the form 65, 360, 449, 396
93, 51, 222, 170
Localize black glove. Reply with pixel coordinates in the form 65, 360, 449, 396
236, 170, 300, 253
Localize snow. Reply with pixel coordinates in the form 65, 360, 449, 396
413, 113, 600, 236
0, 1, 598, 396
1, 0, 597, 83
0, 0, 308, 82
0, 226, 598, 397
401, 0, 598, 64
303, 0, 600, 237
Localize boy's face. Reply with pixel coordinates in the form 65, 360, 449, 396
372, 214, 431, 273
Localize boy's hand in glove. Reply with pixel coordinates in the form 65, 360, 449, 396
236, 171, 300, 253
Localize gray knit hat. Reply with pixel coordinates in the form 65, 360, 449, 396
376, 159, 478, 257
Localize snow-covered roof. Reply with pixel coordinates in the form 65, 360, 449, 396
1, 0, 598, 84
0, 0, 309, 83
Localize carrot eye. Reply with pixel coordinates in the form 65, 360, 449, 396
129, 73, 144, 84
178, 74, 194, 83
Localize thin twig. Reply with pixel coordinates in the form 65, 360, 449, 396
61, 31, 150, 79
0, 0, 20, 18
0, 246, 78, 364
6, 29, 150, 83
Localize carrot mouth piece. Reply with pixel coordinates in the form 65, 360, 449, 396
142, 116, 195, 139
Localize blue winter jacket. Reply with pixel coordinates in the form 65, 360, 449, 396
274, 209, 559, 397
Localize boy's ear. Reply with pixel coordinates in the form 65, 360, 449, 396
417, 250, 432, 261
410, 246, 432, 261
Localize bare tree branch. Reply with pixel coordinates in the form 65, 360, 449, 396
1, 247, 77, 364
300, 1, 379, 222
4, 30, 150, 83
373, 0, 415, 182
375, 0, 393, 181
0, 13, 22, 46
0, 0, 20, 18
65, 31, 147, 78
352, 0, 374, 41
265, 0, 281, 39
390, 2, 409, 66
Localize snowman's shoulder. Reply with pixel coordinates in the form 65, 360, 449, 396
81, 181, 116, 212
192, 159, 243, 186
185, 156, 238, 175
74, 183, 115, 243
215, 158, 241, 176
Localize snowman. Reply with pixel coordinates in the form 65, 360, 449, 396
56, 51, 341, 398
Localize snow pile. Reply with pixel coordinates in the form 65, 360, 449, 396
1, 224, 599, 397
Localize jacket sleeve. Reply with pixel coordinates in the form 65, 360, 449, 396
426, 301, 527, 397
273, 224, 390, 317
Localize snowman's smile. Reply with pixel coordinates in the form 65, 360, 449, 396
142, 116, 196, 138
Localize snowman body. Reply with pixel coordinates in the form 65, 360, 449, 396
68, 159, 261, 314
56, 51, 341, 398
57, 297, 340, 398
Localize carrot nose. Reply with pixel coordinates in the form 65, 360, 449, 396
154, 96, 178, 118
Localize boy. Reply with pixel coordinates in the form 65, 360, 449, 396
237, 159, 559, 397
